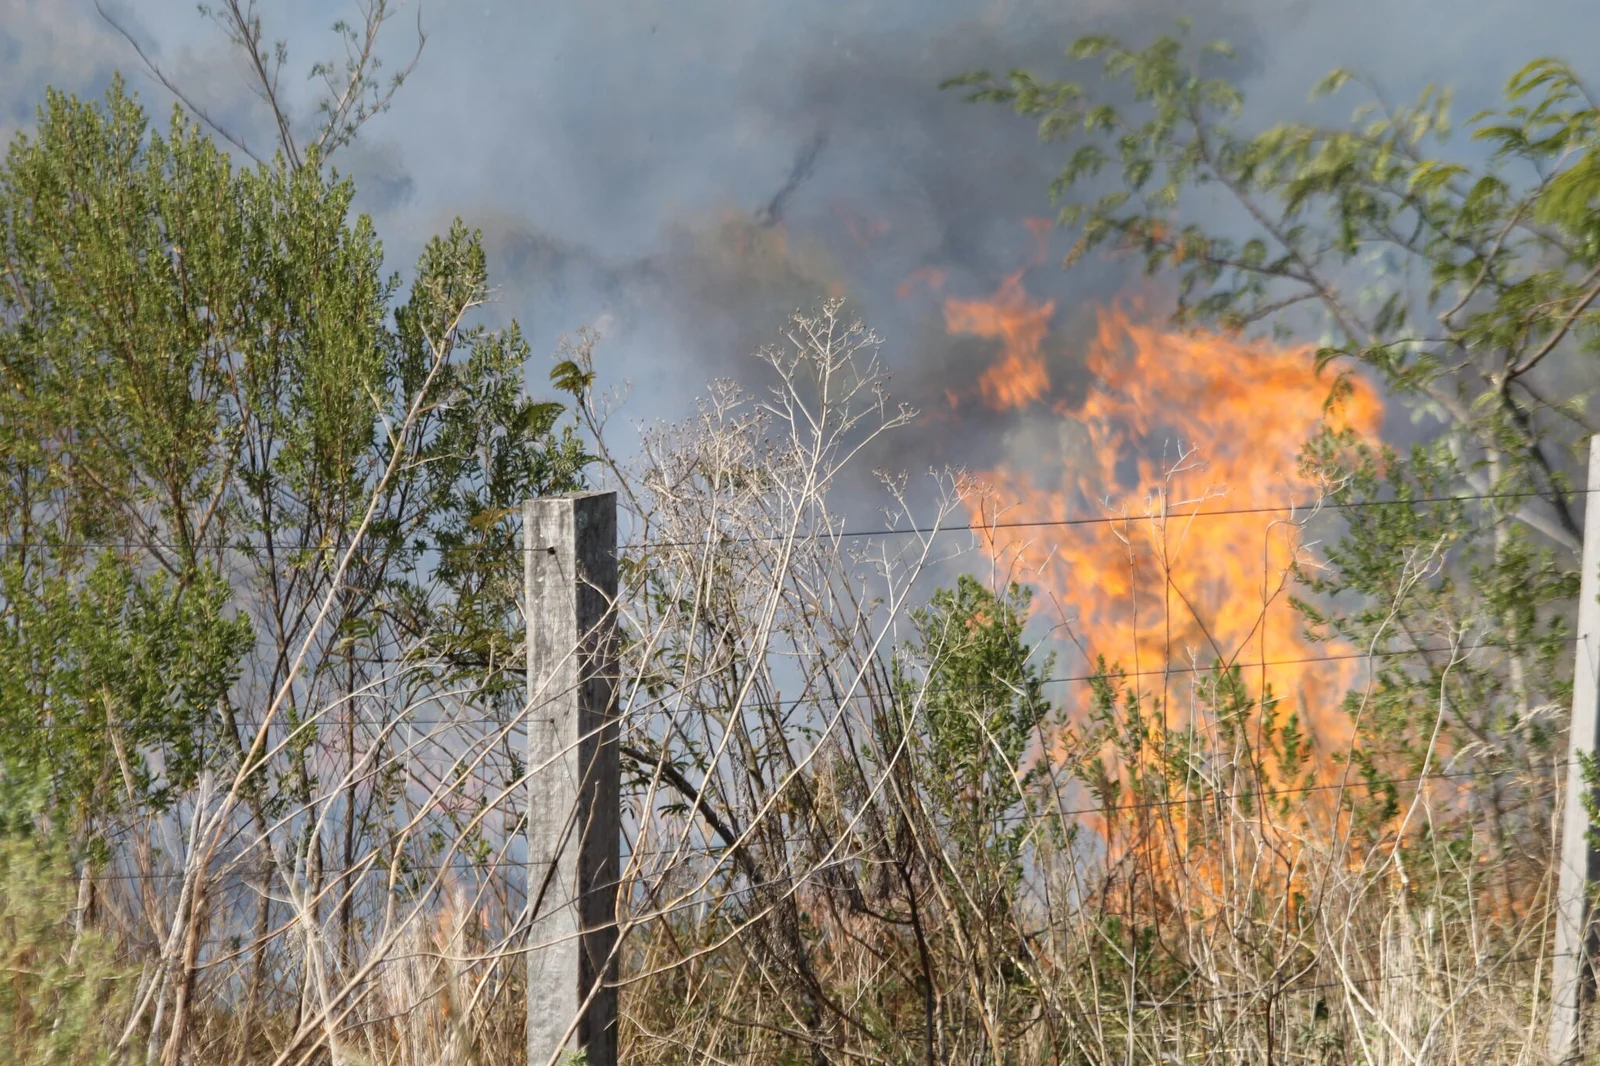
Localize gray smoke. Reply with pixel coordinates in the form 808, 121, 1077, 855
11, 0, 1599, 520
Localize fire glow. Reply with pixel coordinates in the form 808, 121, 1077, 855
943, 267, 1383, 776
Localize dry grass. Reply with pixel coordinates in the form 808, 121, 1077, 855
2, 303, 1579, 1066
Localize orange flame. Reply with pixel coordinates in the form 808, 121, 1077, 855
946, 271, 1382, 777
897, 266, 948, 300
943, 267, 1385, 914
943, 273, 1055, 411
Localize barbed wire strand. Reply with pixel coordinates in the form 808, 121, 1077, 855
0, 487, 1590, 555
74, 757, 1570, 885
295, 635, 1577, 728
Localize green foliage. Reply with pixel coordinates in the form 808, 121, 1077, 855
947, 30, 1596, 481
1295, 430, 1576, 848
951, 23, 1592, 886
0, 554, 251, 828
901, 576, 1055, 884
0, 779, 133, 1066
0, 77, 589, 840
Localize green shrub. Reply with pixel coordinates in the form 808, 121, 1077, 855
0, 786, 133, 1065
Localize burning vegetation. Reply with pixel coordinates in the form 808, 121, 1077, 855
946, 264, 1384, 772
3, 14, 1596, 1066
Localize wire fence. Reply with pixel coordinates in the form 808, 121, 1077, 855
43, 481, 1583, 885
15, 479, 1584, 1050
71, 755, 1574, 887
0, 486, 1591, 555
290, 635, 1578, 729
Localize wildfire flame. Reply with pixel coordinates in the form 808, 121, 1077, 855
932, 254, 1386, 915
944, 273, 1056, 411
943, 267, 1382, 786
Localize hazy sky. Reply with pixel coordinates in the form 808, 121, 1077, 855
4, 0, 1595, 481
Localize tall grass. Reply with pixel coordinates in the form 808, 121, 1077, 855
1, 305, 1579, 1065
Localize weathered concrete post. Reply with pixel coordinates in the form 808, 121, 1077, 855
525, 492, 620, 1066
1551, 436, 1600, 1062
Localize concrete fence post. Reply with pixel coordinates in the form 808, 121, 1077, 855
525, 492, 620, 1066
1551, 437, 1600, 1062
